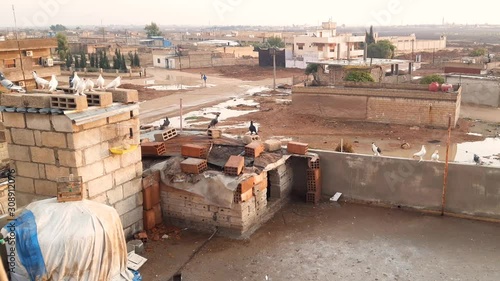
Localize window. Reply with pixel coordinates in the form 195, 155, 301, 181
318, 45, 324, 51
297, 44, 304, 50
4, 59, 15, 68
157, 58, 161, 63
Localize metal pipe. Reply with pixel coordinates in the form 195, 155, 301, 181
441, 114, 452, 216
179, 98, 183, 133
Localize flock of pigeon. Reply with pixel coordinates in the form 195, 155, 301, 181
32, 71, 122, 95
371, 142, 482, 165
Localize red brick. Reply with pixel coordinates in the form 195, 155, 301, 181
254, 181, 267, 192
152, 204, 162, 225
151, 182, 160, 206
224, 155, 244, 176
238, 176, 255, 194
181, 158, 208, 174
143, 185, 153, 210
142, 171, 160, 189
306, 190, 321, 205
181, 144, 208, 159
141, 142, 166, 156
245, 141, 264, 158
287, 141, 308, 155
208, 129, 222, 138
143, 209, 156, 230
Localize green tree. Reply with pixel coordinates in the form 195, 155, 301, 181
128, 52, 135, 66
50, 24, 67, 32
121, 54, 127, 70
79, 52, 87, 68
469, 48, 486, 57
345, 70, 375, 82
65, 51, 73, 67
305, 63, 321, 85
90, 53, 95, 68
56, 32, 69, 60
144, 22, 162, 37
367, 40, 396, 59
74, 55, 79, 68
365, 26, 375, 45
420, 74, 445, 84
266, 37, 285, 48
134, 51, 140, 67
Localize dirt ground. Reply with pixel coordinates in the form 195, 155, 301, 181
140, 201, 500, 281
121, 83, 193, 101
184, 65, 306, 81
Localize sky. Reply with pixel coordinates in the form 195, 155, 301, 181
0, 0, 499, 29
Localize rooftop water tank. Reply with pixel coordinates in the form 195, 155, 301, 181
429, 82, 440, 92
441, 83, 453, 92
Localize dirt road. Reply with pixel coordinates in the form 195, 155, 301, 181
141, 202, 500, 281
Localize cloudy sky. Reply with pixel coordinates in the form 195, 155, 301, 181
0, 0, 498, 28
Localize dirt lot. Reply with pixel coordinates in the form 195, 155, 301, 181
121, 83, 193, 101
184, 65, 306, 81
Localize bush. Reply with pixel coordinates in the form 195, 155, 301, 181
469, 48, 486, 57
345, 70, 375, 82
420, 74, 444, 84
335, 141, 354, 153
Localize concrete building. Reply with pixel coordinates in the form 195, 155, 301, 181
286, 21, 366, 69
0, 38, 60, 91
376, 33, 447, 54
446, 74, 500, 107
152, 48, 256, 69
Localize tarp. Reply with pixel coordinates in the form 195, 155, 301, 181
1, 198, 135, 281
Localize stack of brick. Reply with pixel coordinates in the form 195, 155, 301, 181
1, 104, 144, 238
306, 158, 321, 204
180, 144, 208, 174
287, 141, 309, 155
269, 161, 294, 198
142, 171, 162, 230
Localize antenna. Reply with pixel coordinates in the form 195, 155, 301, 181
12, 5, 27, 91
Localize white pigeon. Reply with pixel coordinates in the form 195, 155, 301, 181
105, 76, 121, 90
32, 71, 49, 89
96, 74, 105, 89
431, 150, 439, 162
71, 72, 80, 90
371, 142, 381, 156
413, 145, 426, 162
74, 78, 87, 96
85, 78, 95, 91
48, 75, 58, 92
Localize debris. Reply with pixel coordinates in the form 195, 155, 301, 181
127, 240, 145, 255
330, 192, 342, 202
127, 251, 147, 271
401, 142, 411, 149
162, 234, 169, 239
134, 231, 148, 242
409, 126, 420, 131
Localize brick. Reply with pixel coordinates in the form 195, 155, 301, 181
308, 158, 320, 169
121, 146, 141, 167
113, 164, 136, 186
245, 141, 264, 158
108, 112, 131, 124
238, 176, 255, 194
29, 147, 55, 164
254, 181, 268, 193
4, 129, 11, 143
141, 142, 166, 156
50, 115, 75, 133
50, 94, 88, 111
81, 118, 107, 130
181, 144, 208, 159
123, 178, 142, 198
74, 161, 104, 183
86, 174, 113, 197
26, 114, 51, 131
224, 155, 244, 176
143, 182, 160, 210
38, 164, 46, 179
153, 204, 162, 225
7, 144, 30, 162
143, 209, 156, 230
306, 190, 321, 205
191, 208, 215, 219
15, 176, 35, 193
142, 170, 160, 188
67, 128, 101, 150
121, 206, 143, 228
41, 132, 67, 148
207, 129, 222, 139
34, 131, 42, 146
181, 158, 207, 174
57, 150, 84, 167
154, 128, 177, 142
242, 135, 260, 145
11, 128, 35, 146
287, 141, 308, 155
83, 143, 110, 165
100, 88, 139, 104
22, 94, 51, 108
35, 180, 57, 196
104, 155, 121, 173
135, 162, 143, 178
264, 139, 282, 152
116, 194, 140, 216
16, 161, 39, 178
44, 165, 70, 181
254, 171, 268, 184
86, 92, 113, 107
234, 188, 253, 203
107, 186, 124, 205
2, 112, 25, 128
1, 94, 24, 107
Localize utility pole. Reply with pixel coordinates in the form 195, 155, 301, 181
271, 47, 276, 91
12, 5, 26, 91
441, 114, 452, 216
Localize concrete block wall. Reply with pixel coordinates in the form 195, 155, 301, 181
268, 160, 294, 199
2, 109, 143, 237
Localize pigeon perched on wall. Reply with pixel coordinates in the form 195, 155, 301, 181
0, 72, 25, 93
48, 75, 58, 92
473, 154, 481, 165
413, 145, 426, 162
74, 78, 87, 96
105, 76, 121, 90
372, 142, 381, 156
431, 150, 439, 162
96, 74, 105, 89
32, 71, 49, 89
249, 121, 258, 135
71, 72, 80, 90
208, 113, 220, 129
85, 78, 94, 91
160, 117, 170, 129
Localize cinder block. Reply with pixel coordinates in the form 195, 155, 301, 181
245, 141, 264, 158
26, 114, 51, 131
264, 139, 282, 152
113, 164, 136, 186
2, 112, 25, 128
0, 94, 24, 107
306, 190, 321, 205
102, 88, 139, 104
287, 141, 308, 155
35, 179, 57, 196
181, 144, 208, 159
238, 176, 255, 194
41, 132, 67, 148
152, 204, 162, 225
108, 112, 130, 124
7, 144, 30, 162
142, 170, 160, 189
234, 188, 253, 203
86, 92, 113, 107
115, 194, 139, 216
224, 155, 244, 176
154, 128, 177, 142
243, 135, 261, 145
143, 209, 156, 230
254, 181, 267, 193
57, 149, 84, 168
308, 158, 320, 169
22, 94, 52, 108
30, 147, 56, 164
50, 94, 88, 111
208, 129, 222, 139
254, 171, 268, 184
11, 128, 35, 146
15, 176, 35, 193
181, 158, 208, 174
87, 174, 113, 197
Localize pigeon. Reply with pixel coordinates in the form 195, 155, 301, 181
71, 72, 80, 90
473, 154, 481, 165
48, 75, 58, 92
0, 72, 25, 93
85, 78, 95, 91
208, 113, 220, 129
372, 142, 381, 156
249, 121, 258, 135
105, 76, 121, 90
32, 71, 49, 89
74, 78, 87, 96
160, 117, 170, 129
96, 74, 105, 89
431, 150, 439, 162
413, 145, 426, 162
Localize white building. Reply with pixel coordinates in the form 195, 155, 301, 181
286, 21, 366, 69
376, 33, 447, 54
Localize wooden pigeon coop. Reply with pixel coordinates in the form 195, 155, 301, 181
57, 174, 83, 202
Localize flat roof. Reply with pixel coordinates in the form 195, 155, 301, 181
308, 58, 413, 66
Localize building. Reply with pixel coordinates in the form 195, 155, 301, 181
0, 38, 60, 91
152, 47, 256, 69
443, 57, 500, 75
375, 33, 447, 54
445, 74, 500, 107
286, 21, 366, 69
140, 36, 172, 48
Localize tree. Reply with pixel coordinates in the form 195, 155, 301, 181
365, 26, 375, 45
469, 48, 486, 57
121, 54, 127, 70
305, 63, 321, 85
128, 52, 134, 66
266, 37, 285, 48
134, 51, 140, 67
79, 52, 87, 68
420, 74, 444, 84
56, 32, 69, 60
50, 24, 67, 32
90, 53, 95, 68
144, 22, 162, 38
367, 40, 396, 59
345, 70, 375, 82
65, 52, 73, 67
74, 55, 79, 68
